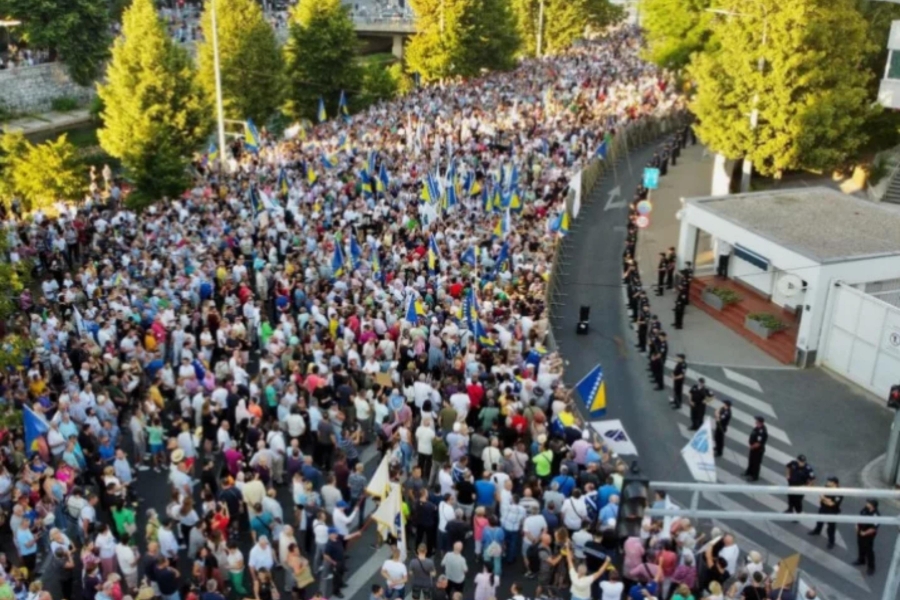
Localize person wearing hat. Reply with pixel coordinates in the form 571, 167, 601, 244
712, 399, 732, 458
323, 527, 348, 598
809, 476, 843, 549
854, 498, 880, 575
785, 454, 815, 516
687, 378, 713, 431
743, 416, 768, 482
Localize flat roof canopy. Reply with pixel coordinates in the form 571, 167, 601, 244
687, 187, 900, 264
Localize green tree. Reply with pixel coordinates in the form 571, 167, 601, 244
11, 134, 83, 209
283, 0, 361, 121
407, 0, 520, 82
197, 0, 284, 125
688, 0, 875, 176
0, 0, 111, 85
0, 131, 83, 210
357, 62, 401, 109
512, 0, 622, 57
641, 0, 713, 70
97, 0, 210, 207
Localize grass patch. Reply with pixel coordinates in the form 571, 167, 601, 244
50, 96, 81, 112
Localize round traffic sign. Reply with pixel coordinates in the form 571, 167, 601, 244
635, 215, 650, 229
636, 200, 652, 215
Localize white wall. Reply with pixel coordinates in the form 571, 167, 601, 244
731, 255, 773, 297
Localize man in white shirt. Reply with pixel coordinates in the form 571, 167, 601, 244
415, 418, 436, 479
157, 521, 180, 559
331, 500, 359, 537
561, 491, 588, 533
248, 536, 276, 580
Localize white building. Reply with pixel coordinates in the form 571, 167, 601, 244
677, 187, 900, 396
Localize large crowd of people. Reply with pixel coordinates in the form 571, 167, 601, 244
0, 22, 809, 600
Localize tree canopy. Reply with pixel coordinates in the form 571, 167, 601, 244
97, 0, 209, 208
0, 131, 83, 211
688, 0, 875, 176
640, 0, 713, 70
512, 0, 622, 57
197, 0, 284, 125
0, 0, 112, 85
406, 0, 520, 82
283, 0, 361, 121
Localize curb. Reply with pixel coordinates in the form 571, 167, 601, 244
859, 453, 900, 510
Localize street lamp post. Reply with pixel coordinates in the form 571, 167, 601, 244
707, 7, 767, 193
210, 0, 227, 172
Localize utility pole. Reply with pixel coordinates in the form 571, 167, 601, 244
536, 0, 545, 57
210, 0, 227, 173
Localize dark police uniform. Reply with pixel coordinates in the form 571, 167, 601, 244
673, 288, 687, 329
744, 419, 768, 481
665, 248, 676, 289
680, 263, 694, 305
688, 382, 713, 430
854, 501, 880, 574
785, 456, 815, 514
636, 308, 648, 352
656, 253, 667, 296
671, 356, 686, 408
809, 479, 843, 549
713, 400, 732, 457
650, 337, 667, 390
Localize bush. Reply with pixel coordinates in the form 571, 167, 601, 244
747, 313, 786, 331
89, 95, 106, 124
707, 287, 742, 305
51, 96, 81, 112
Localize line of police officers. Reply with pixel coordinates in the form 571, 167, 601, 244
622, 129, 884, 577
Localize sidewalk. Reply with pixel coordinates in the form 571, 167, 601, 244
633, 144, 784, 368
2, 109, 92, 136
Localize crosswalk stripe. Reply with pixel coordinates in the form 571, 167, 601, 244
712, 468, 847, 550
676, 424, 818, 511
665, 360, 778, 418
701, 492, 871, 592
664, 376, 792, 445
723, 367, 764, 393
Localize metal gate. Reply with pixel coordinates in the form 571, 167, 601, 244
820, 283, 900, 397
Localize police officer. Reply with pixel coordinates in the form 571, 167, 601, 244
688, 378, 713, 430
673, 286, 687, 330
854, 499, 880, 575
713, 399, 732, 457
680, 261, 694, 305
808, 476, 843, 549
665, 247, 676, 289
650, 333, 667, 391
656, 253, 667, 296
744, 416, 768, 482
659, 147, 669, 176
670, 354, 686, 409
636, 306, 648, 353
785, 454, 816, 515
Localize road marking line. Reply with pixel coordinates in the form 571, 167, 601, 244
701, 492, 870, 592
723, 367, 764, 393
341, 545, 391, 599
713, 468, 847, 550
664, 376, 791, 445
666, 361, 777, 418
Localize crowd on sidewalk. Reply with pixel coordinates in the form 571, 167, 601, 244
0, 21, 817, 600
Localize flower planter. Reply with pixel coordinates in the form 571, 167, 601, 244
745, 316, 778, 339
702, 289, 725, 311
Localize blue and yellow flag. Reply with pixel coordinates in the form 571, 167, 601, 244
307, 164, 317, 185
372, 251, 384, 284
493, 210, 510, 239
405, 295, 425, 324
332, 243, 346, 277
575, 364, 607, 417
339, 133, 352, 154
24, 406, 49, 456
317, 98, 327, 123
427, 235, 441, 275
350, 236, 363, 270
321, 153, 336, 170
250, 187, 262, 216
377, 163, 389, 193
278, 168, 289, 196
460, 246, 477, 267
559, 211, 570, 235
206, 140, 218, 164
493, 241, 510, 277
339, 90, 350, 119
244, 119, 261, 154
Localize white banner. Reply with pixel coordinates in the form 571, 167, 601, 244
589, 419, 639, 456
570, 172, 583, 218
681, 418, 717, 482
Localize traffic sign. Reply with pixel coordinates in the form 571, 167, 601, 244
643, 167, 660, 190
636, 200, 652, 215
635, 215, 650, 228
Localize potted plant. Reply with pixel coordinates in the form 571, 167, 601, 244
745, 312, 786, 339
701, 287, 742, 311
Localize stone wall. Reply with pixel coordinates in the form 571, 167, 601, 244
0, 63, 94, 113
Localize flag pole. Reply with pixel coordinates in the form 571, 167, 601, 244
210, 0, 227, 173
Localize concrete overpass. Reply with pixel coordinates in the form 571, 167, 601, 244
351, 16, 417, 59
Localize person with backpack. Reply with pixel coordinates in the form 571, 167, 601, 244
480, 516, 506, 577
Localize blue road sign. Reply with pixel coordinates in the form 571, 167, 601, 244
643, 167, 660, 190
